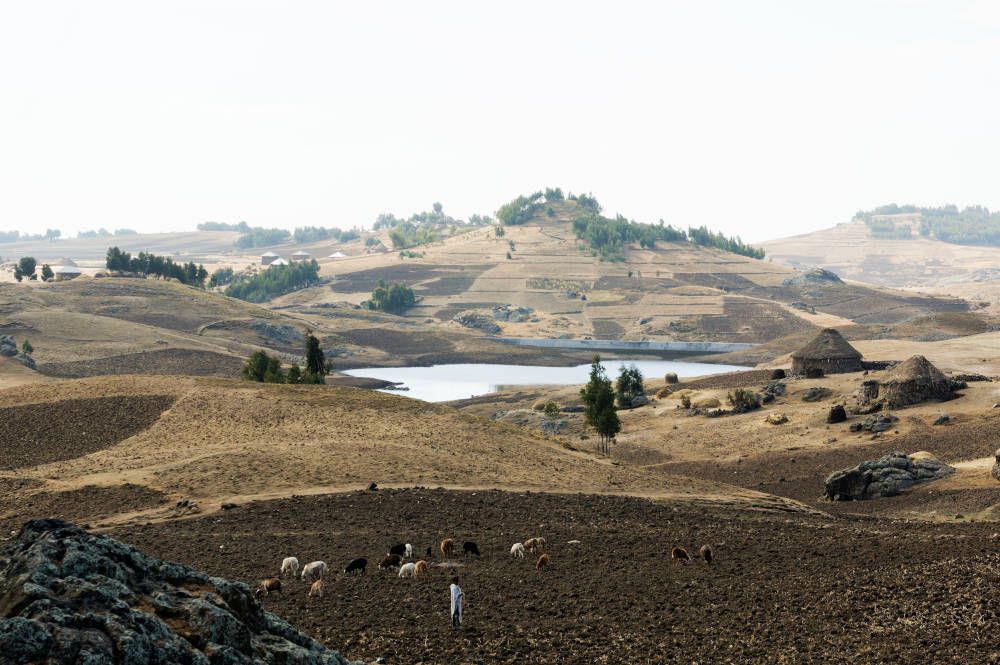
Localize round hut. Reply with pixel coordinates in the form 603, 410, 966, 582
878, 355, 954, 407
260, 251, 280, 265
791, 328, 863, 375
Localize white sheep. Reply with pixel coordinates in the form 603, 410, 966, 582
405, 543, 413, 559
301, 560, 328, 582
398, 562, 417, 578
280, 556, 300, 578
510, 542, 526, 559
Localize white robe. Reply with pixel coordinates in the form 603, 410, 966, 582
450, 583, 463, 618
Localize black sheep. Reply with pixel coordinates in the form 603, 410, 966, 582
344, 557, 367, 575
463, 541, 481, 557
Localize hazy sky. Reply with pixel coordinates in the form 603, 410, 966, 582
3, 1, 999, 242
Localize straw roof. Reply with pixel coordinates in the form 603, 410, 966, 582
791, 328, 861, 360
880, 355, 947, 386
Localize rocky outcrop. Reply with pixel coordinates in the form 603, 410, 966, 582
824, 451, 954, 501
0, 520, 360, 665
849, 413, 898, 433
827, 404, 847, 424
0, 335, 35, 369
993, 450, 1000, 483
491, 305, 533, 323
452, 312, 501, 335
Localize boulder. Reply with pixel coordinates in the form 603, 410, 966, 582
0, 520, 361, 665
765, 412, 789, 425
769, 369, 786, 380
827, 404, 847, 424
857, 413, 897, 433
824, 451, 954, 501
802, 386, 831, 402
664, 372, 679, 384
993, 450, 1000, 483
491, 305, 533, 323
630, 395, 650, 408
933, 414, 952, 426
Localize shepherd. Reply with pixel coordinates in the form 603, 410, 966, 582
449, 576, 464, 629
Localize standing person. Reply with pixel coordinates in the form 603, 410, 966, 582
449, 576, 464, 629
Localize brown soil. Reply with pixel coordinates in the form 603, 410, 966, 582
0, 395, 174, 469
0, 484, 168, 533
114, 488, 1000, 664
37, 349, 243, 378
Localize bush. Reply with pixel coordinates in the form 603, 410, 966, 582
14, 257, 36, 282
580, 355, 620, 455
727, 388, 761, 413
681, 393, 691, 409
40, 264, 53, 282
21, 339, 33, 354
243, 350, 285, 383
208, 267, 235, 288
543, 401, 561, 418
225, 260, 320, 302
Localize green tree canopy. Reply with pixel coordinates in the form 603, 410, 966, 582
615, 364, 645, 408
580, 355, 620, 455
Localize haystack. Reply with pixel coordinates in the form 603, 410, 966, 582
878, 355, 953, 407
791, 328, 863, 375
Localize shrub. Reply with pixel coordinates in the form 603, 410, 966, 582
615, 364, 645, 408
243, 350, 285, 383
543, 401, 561, 418
727, 388, 761, 413
208, 267, 235, 288
21, 339, 33, 354
14, 257, 36, 282
40, 264, 54, 282
681, 393, 691, 409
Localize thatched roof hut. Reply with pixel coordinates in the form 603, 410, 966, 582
878, 355, 954, 407
791, 328, 863, 375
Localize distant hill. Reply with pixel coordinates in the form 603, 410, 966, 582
762, 216, 1000, 289
291, 197, 968, 345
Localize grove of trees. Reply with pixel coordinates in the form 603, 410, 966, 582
615, 364, 645, 408
105, 247, 208, 287
224, 260, 320, 302
233, 227, 291, 249
366, 280, 416, 313
242, 332, 328, 384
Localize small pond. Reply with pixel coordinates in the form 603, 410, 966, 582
343, 360, 748, 402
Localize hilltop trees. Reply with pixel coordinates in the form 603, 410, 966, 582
580, 355, 620, 455
14, 257, 37, 281
105, 247, 208, 287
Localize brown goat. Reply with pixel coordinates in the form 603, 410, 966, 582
440, 538, 455, 558
254, 577, 282, 599
699, 544, 713, 565
671, 547, 690, 564
308, 579, 324, 598
378, 554, 402, 570
523, 537, 546, 554
536, 553, 550, 570
414, 560, 429, 577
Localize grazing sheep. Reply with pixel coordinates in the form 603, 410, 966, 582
379, 554, 402, 570
524, 537, 546, 554
699, 544, 713, 565
440, 538, 455, 558
301, 561, 328, 582
414, 560, 429, 577
405, 543, 413, 559
308, 579, 324, 598
398, 562, 417, 578
344, 557, 367, 575
510, 542, 526, 559
671, 547, 690, 564
463, 541, 481, 557
388, 543, 407, 558
254, 577, 282, 599
536, 553, 550, 570
280, 556, 300, 578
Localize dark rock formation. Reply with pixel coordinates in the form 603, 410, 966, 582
827, 404, 847, 424
993, 450, 1000, 483
824, 451, 954, 501
452, 312, 501, 335
802, 386, 831, 402
0, 334, 36, 370
769, 369, 786, 380
0, 520, 359, 665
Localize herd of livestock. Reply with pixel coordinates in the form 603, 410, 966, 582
253, 537, 714, 599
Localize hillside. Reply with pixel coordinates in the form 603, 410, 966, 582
275, 200, 968, 347
0, 375, 799, 534
763, 217, 1000, 295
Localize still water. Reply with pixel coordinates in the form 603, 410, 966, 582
343, 360, 747, 402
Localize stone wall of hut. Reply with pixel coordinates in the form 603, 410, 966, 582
792, 356, 863, 375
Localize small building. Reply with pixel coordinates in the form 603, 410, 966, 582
878, 355, 954, 407
290, 250, 311, 261
261, 251, 280, 265
328, 251, 347, 259
791, 328, 863, 375
268, 257, 289, 267
52, 265, 82, 281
